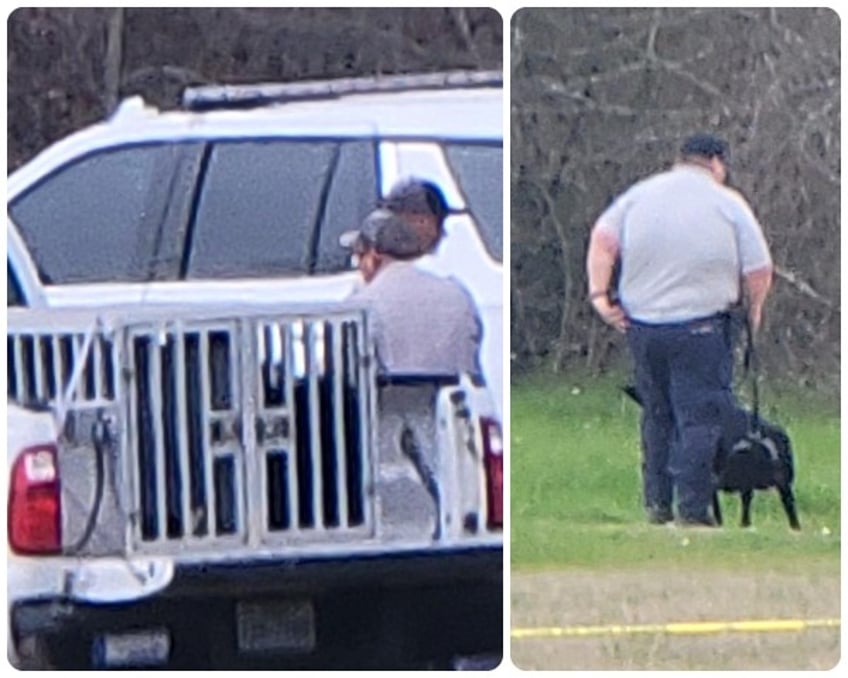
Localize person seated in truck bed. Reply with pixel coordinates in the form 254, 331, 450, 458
341, 208, 482, 378
341, 208, 484, 538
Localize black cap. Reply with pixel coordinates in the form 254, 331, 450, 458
339, 209, 422, 259
680, 133, 730, 164
379, 178, 450, 223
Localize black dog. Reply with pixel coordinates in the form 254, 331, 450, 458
622, 385, 801, 530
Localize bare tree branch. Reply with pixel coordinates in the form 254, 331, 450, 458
103, 8, 124, 114
774, 266, 837, 310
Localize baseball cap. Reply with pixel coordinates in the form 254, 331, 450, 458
680, 133, 730, 164
379, 178, 450, 222
339, 208, 422, 259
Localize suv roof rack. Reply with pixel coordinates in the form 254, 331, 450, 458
181, 69, 502, 111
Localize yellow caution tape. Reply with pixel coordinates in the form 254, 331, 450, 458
512, 617, 840, 639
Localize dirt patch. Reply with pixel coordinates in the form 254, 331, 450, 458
511, 568, 840, 670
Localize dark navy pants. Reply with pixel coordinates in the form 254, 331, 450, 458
626, 314, 737, 522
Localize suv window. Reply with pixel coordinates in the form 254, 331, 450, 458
445, 143, 503, 261
9, 137, 499, 283
186, 139, 378, 279
9, 143, 195, 284
8, 261, 25, 306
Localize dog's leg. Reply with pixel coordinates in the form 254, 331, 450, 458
712, 492, 723, 526
740, 489, 753, 527
778, 484, 801, 531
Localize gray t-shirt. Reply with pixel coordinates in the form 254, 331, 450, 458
597, 164, 772, 323
348, 260, 482, 375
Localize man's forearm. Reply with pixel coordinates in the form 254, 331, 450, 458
586, 226, 619, 297
586, 225, 628, 332
743, 265, 773, 331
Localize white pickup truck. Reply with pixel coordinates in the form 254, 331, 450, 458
6, 71, 504, 669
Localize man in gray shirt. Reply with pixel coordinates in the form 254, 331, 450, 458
341, 208, 483, 539
585, 133, 773, 526
342, 208, 482, 377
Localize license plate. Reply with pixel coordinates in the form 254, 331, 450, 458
236, 599, 316, 654
91, 628, 170, 668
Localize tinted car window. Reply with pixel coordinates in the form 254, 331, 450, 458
9, 144, 192, 284
445, 143, 503, 261
8, 261, 25, 306
187, 139, 377, 279
314, 141, 378, 274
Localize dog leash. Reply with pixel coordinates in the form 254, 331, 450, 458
741, 307, 762, 434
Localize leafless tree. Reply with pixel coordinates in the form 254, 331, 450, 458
8, 7, 501, 169
511, 8, 839, 391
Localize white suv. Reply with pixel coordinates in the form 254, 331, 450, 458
6, 71, 503, 670
7, 71, 503, 413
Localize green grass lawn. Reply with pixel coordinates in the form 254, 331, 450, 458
510, 370, 841, 573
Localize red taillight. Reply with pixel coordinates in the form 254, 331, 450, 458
8, 444, 62, 555
480, 417, 503, 529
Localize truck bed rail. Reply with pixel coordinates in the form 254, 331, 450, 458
8, 306, 377, 555
8, 303, 500, 560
